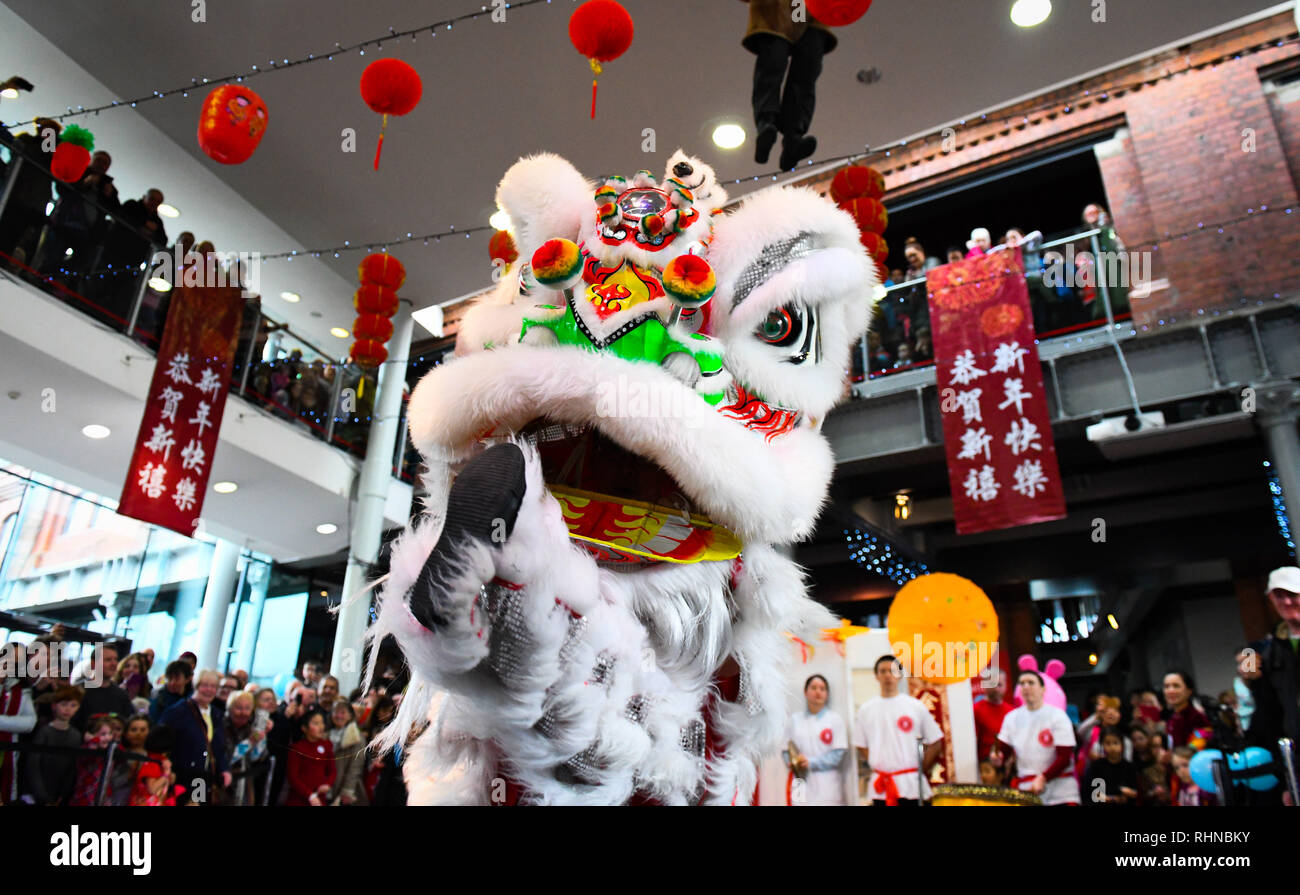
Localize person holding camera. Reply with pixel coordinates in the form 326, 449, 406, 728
224, 689, 273, 805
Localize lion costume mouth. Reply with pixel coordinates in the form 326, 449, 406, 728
477, 416, 741, 566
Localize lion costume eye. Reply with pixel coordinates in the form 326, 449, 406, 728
754, 304, 818, 364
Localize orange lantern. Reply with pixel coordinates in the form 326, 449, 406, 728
569, 0, 634, 119
830, 165, 885, 203
886, 573, 999, 686
197, 85, 269, 165
838, 196, 888, 235
359, 59, 423, 170
353, 313, 394, 343
358, 253, 406, 291
354, 284, 399, 317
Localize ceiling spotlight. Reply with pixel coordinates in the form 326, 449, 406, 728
1088, 653, 1099, 666
280, 291, 300, 303
148, 276, 173, 292
81, 424, 111, 439
711, 123, 746, 150
1107, 613, 1119, 630
1010, 0, 1051, 28
489, 209, 511, 231
316, 523, 338, 534
0, 88, 19, 100
330, 327, 349, 338
157, 203, 180, 218
212, 481, 238, 494
893, 493, 911, 521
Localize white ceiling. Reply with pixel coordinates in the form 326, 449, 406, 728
1, 0, 1287, 348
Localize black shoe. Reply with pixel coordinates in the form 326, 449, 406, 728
409, 443, 527, 631
754, 126, 778, 165
779, 133, 817, 171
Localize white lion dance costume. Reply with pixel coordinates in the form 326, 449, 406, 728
364, 150, 876, 804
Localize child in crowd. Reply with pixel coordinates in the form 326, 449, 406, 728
130, 726, 177, 806
1139, 737, 1171, 806
1171, 746, 1217, 806
979, 759, 1002, 787
286, 710, 335, 806
24, 685, 83, 805
1083, 727, 1139, 806
68, 714, 122, 806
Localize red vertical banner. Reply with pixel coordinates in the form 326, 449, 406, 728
118, 286, 243, 536
927, 250, 1066, 535
908, 679, 954, 784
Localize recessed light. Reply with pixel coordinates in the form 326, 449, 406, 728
148, 277, 173, 292
81, 424, 110, 439
711, 123, 746, 150
212, 481, 238, 493
0, 88, 19, 100
157, 203, 180, 218
316, 523, 338, 534
319, 590, 328, 597
489, 209, 511, 231
1010, 0, 1051, 28
330, 327, 349, 338
280, 291, 300, 303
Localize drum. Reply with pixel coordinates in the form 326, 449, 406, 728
930, 783, 1042, 806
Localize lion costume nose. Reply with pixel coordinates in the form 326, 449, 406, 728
672, 161, 693, 178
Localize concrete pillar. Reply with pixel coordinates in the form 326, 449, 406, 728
196, 539, 241, 672
1256, 381, 1300, 562
232, 560, 271, 675
331, 305, 414, 693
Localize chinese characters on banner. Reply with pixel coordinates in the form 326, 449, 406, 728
118, 286, 243, 536
926, 250, 1066, 535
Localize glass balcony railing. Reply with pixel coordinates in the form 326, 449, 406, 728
0, 129, 421, 484
854, 227, 1138, 382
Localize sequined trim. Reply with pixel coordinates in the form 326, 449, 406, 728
730, 232, 816, 309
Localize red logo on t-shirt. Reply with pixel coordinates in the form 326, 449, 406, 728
1037, 728, 1054, 747
898, 716, 914, 733
819, 728, 833, 745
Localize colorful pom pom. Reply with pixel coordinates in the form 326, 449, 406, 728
662, 254, 716, 308
531, 238, 584, 288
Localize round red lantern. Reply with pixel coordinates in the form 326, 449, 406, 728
197, 85, 269, 165
489, 230, 518, 266
839, 196, 888, 235
807, 0, 874, 28
360, 59, 423, 170
357, 253, 406, 291
859, 231, 889, 270
353, 313, 395, 343
569, 0, 634, 119
829, 165, 885, 204
354, 284, 399, 317
51, 125, 95, 183
351, 340, 388, 369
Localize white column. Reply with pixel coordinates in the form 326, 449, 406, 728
195, 538, 241, 672
331, 305, 415, 693
232, 560, 270, 675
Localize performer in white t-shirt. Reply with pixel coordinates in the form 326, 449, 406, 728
998, 669, 1080, 805
782, 674, 848, 805
853, 655, 943, 806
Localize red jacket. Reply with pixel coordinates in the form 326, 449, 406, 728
286, 738, 336, 806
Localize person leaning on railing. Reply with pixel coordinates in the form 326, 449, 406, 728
0, 117, 61, 265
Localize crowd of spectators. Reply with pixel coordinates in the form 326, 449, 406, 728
0, 630, 413, 807
970, 566, 1300, 806
866, 203, 1132, 377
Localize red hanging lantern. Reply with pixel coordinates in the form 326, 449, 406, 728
357, 253, 407, 291
838, 196, 888, 235
354, 284, 400, 317
353, 313, 395, 343
51, 124, 95, 183
829, 165, 885, 204
197, 85, 269, 165
807, 0, 874, 27
569, 0, 634, 119
858, 231, 889, 270
351, 340, 389, 369
489, 229, 518, 267
360, 59, 423, 171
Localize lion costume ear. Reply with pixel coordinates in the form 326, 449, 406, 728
706, 187, 877, 420
456, 154, 594, 355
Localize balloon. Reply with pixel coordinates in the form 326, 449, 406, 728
1188, 748, 1222, 791
808, 0, 873, 27
1189, 747, 1279, 792
197, 85, 268, 165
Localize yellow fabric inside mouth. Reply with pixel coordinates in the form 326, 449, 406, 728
548, 484, 741, 565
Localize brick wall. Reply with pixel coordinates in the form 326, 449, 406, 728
796, 12, 1300, 330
